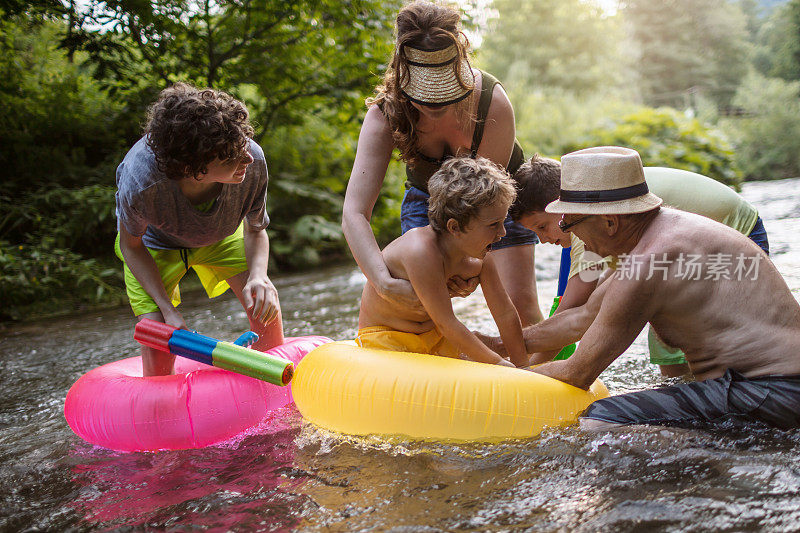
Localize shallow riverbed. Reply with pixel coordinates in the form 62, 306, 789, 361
1, 178, 799, 531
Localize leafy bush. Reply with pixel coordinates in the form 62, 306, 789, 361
263, 114, 404, 269
565, 107, 743, 189
0, 238, 122, 321
0, 185, 124, 321
721, 72, 800, 180
1, 185, 118, 255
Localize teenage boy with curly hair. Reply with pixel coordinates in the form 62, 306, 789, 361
115, 83, 281, 376
356, 157, 527, 367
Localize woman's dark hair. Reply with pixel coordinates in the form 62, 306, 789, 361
509, 155, 562, 220
144, 83, 255, 180
367, 1, 473, 167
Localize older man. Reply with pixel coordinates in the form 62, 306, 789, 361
525, 146, 800, 430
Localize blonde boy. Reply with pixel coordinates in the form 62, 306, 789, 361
357, 157, 528, 367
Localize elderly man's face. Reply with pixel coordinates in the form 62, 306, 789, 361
567, 214, 616, 257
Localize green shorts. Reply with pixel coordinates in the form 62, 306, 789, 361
115, 224, 249, 316
648, 325, 687, 366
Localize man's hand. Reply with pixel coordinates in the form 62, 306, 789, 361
243, 275, 280, 324
447, 275, 480, 298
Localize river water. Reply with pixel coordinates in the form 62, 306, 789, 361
1, 179, 800, 531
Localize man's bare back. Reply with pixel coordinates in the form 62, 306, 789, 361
633, 210, 800, 379
533, 208, 800, 388
359, 226, 483, 331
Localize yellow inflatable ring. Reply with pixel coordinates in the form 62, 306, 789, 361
293, 341, 609, 441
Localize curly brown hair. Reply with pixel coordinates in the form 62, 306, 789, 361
428, 157, 516, 233
144, 83, 255, 180
367, 1, 474, 168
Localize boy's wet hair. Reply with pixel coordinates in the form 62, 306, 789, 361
145, 83, 255, 180
428, 157, 516, 233
508, 155, 561, 220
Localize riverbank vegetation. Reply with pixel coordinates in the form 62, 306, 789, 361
2, 0, 799, 321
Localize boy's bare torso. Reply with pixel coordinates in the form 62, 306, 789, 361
359, 227, 481, 330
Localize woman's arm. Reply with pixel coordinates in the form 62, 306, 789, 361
479, 257, 528, 367
118, 226, 186, 329
342, 106, 422, 310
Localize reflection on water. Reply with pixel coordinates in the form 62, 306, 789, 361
1, 179, 799, 530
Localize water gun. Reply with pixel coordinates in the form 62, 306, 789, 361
134, 318, 293, 385
552, 247, 577, 361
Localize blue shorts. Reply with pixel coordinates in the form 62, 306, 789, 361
400, 186, 538, 249
747, 216, 769, 255
582, 369, 800, 430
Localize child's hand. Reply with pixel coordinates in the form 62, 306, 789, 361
161, 307, 188, 330
244, 276, 280, 324
447, 275, 480, 298
497, 358, 516, 368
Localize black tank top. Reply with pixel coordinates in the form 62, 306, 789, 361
402, 71, 525, 193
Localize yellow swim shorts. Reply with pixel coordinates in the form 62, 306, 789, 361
114, 224, 249, 316
356, 326, 460, 358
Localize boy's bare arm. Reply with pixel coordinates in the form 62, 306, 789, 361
118, 226, 187, 329
479, 258, 528, 367
402, 242, 512, 366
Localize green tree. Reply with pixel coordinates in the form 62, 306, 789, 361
723, 71, 800, 180
622, 0, 750, 109
65, 0, 400, 134
566, 107, 743, 189
0, 2, 406, 319
479, 0, 625, 94
0, 15, 129, 194
757, 0, 800, 80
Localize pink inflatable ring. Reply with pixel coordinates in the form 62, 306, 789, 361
64, 335, 330, 452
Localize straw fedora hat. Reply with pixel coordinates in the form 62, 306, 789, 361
400, 44, 475, 107
545, 146, 663, 215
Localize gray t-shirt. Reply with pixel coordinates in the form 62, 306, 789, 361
115, 137, 270, 250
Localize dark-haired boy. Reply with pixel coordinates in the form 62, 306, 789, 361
115, 83, 281, 376
357, 157, 527, 367
507, 155, 770, 375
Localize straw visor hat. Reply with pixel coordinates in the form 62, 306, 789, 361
545, 146, 663, 215
400, 44, 474, 107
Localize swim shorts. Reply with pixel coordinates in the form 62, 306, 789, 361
649, 216, 771, 366
115, 223, 249, 316
582, 369, 800, 430
747, 216, 770, 255
356, 326, 460, 358
400, 186, 538, 250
